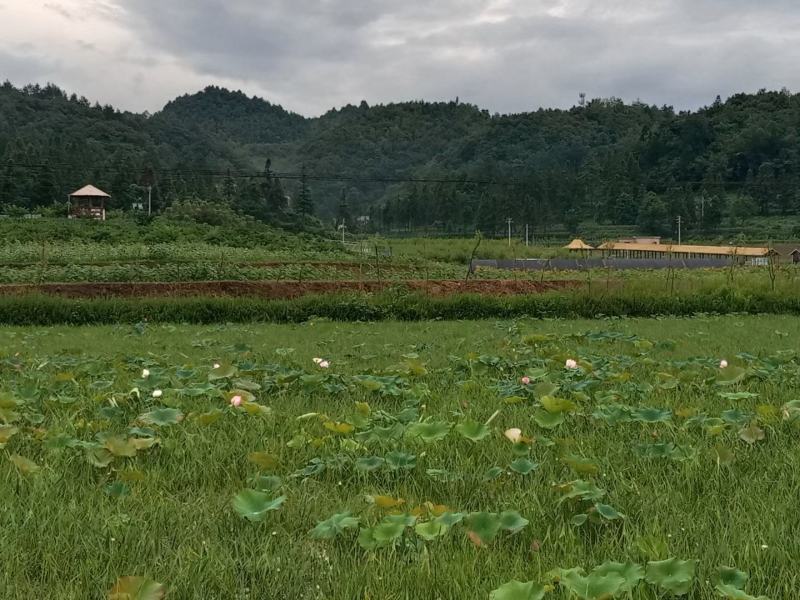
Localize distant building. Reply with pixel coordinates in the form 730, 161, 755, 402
791, 249, 800, 264
68, 185, 109, 220
596, 242, 776, 265
618, 236, 661, 244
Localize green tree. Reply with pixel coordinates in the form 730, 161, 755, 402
296, 164, 313, 215
636, 192, 669, 235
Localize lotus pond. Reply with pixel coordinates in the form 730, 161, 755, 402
2, 316, 800, 599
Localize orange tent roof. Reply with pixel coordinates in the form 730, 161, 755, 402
564, 238, 594, 250
69, 184, 110, 198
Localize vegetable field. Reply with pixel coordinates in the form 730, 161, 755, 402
2, 316, 798, 599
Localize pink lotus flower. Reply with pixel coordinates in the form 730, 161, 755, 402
230, 395, 243, 407
719, 359, 728, 369
319, 360, 330, 369
504, 428, 523, 443
312, 357, 323, 365
520, 376, 531, 385
565, 359, 578, 370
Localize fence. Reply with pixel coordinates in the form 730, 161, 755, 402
470, 257, 737, 272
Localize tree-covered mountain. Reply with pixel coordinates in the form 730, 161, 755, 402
2, 81, 799, 237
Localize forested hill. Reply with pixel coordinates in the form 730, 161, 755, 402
1, 81, 799, 236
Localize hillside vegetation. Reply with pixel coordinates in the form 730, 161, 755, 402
2, 81, 800, 238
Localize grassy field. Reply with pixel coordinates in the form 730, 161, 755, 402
2, 315, 799, 599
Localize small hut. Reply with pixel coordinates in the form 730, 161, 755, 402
564, 239, 594, 253
68, 185, 109, 220
791, 249, 800, 264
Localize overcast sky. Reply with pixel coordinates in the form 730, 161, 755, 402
1, 1, 799, 116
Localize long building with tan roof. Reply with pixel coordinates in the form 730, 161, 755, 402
595, 242, 775, 262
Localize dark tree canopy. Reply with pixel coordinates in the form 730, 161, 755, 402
2, 82, 800, 236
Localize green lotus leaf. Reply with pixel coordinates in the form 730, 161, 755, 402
466, 512, 502, 545
0, 425, 19, 448
232, 489, 285, 522
592, 404, 633, 425
540, 396, 576, 414
310, 512, 360, 539
719, 392, 759, 401
511, 441, 532, 457
426, 468, 462, 482
483, 467, 503, 481
209, 362, 237, 380
593, 562, 644, 592
138, 408, 183, 427
721, 409, 751, 425
414, 520, 449, 541
559, 567, 626, 600
9, 454, 40, 475
104, 482, 130, 498
645, 558, 697, 595
713, 566, 770, 599
716, 567, 749, 590
385, 450, 416, 471
435, 512, 465, 527
489, 580, 547, 600
357, 526, 380, 550
250, 475, 282, 491
713, 445, 735, 466
355, 456, 386, 472
356, 423, 406, 445
0, 406, 20, 424
557, 480, 606, 503
594, 503, 625, 520
498, 510, 529, 534
108, 575, 165, 600
456, 419, 490, 442
782, 400, 800, 422
406, 419, 451, 442
534, 380, 558, 398
738, 424, 765, 445
715, 366, 747, 386
86, 447, 114, 468
715, 586, 770, 600
372, 516, 410, 543
533, 410, 564, 429
570, 513, 588, 526
510, 458, 538, 475
631, 407, 672, 423
563, 455, 599, 475
246, 451, 279, 471
104, 436, 138, 458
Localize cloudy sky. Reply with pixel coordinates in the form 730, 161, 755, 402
1, 1, 798, 116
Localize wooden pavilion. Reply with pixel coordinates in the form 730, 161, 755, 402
68, 185, 109, 220
564, 239, 594, 252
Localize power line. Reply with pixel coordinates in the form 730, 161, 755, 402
0, 160, 792, 189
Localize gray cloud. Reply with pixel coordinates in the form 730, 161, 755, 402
0, 49, 57, 84
3, 1, 800, 115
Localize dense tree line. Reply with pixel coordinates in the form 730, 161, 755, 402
2, 81, 800, 236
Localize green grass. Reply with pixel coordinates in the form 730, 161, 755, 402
2, 315, 799, 599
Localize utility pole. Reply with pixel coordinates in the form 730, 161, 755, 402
339, 222, 347, 244
676, 215, 682, 245
506, 217, 513, 247
147, 185, 152, 216
525, 224, 529, 247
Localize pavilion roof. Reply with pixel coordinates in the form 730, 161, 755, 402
69, 184, 110, 198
